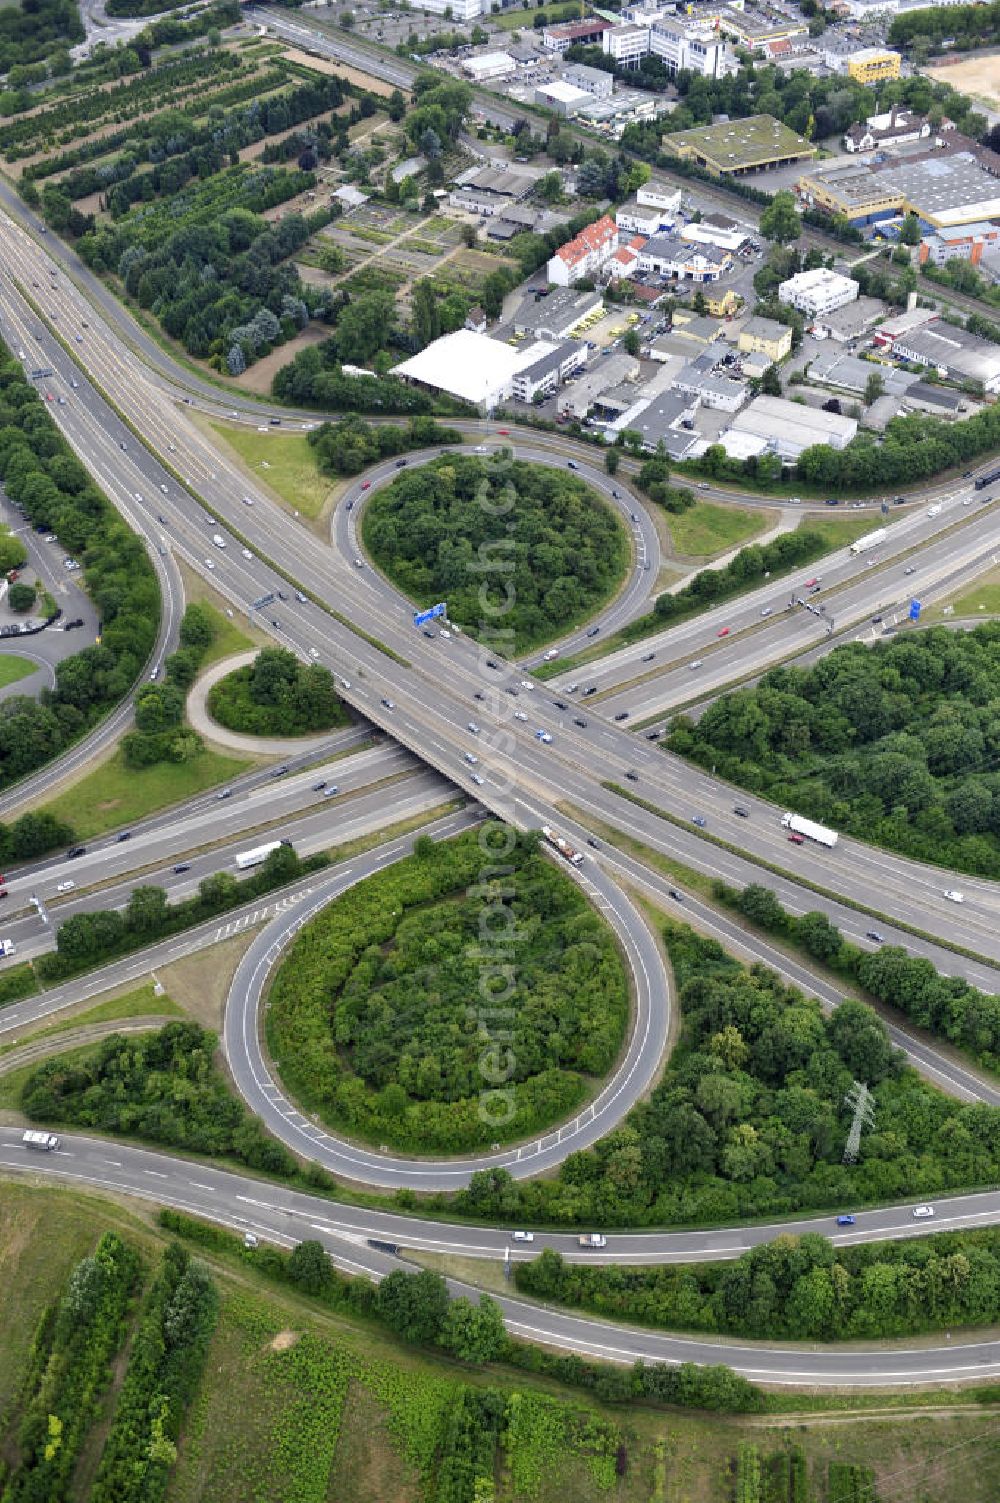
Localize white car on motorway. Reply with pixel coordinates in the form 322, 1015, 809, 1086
204, 558, 216, 571
514, 710, 528, 721
55, 881, 75, 894
913, 1204, 935, 1219
944, 889, 965, 903
511, 1231, 535, 1243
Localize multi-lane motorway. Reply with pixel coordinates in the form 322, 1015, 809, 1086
3, 194, 1000, 1385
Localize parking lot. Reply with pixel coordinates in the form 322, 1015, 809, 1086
0, 491, 100, 704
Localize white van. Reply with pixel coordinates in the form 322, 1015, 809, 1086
212, 534, 226, 549
927, 504, 942, 517
23, 1130, 59, 1151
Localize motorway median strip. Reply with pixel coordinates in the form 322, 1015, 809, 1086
601, 780, 1000, 972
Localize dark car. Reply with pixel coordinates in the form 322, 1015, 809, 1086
312, 781, 327, 792
567, 460, 578, 470
613, 711, 629, 721
692, 815, 706, 828
173, 862, 191, 874
586, 626, 600, 638
646, 729, 662, 740
871, 614, 883, 624
963, 470, 973, 478
583, 686, 597, 697
270, 417, 281, 426
554, 700, 568, 710
574, 717, 588, 727
642, 653, 655, 663
271, 764, 289, 778
866, 930, 884, 944
824, 498, 839, 506
116, 830, 132, 842
668, 889, 683, 901
395, 459, 408, 469
67, 845, 87, 858
733, 806, 750, 818
836, 1214, 856, 1227
587, 837, 599, 848
486, 660, 499, 670
474, 691, 485, 701
423, 628, 435, 638
625, 770, 639, 781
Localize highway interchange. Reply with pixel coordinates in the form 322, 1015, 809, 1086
3, 193, 1000, 1384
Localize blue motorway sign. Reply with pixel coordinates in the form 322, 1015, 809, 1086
909, 599, 921, 621
414, 602, 447, 628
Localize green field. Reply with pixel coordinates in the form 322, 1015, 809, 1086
36, 743, 252, 840
0, 653, 36, 689
938, 566, 1000, 617
208, 422, 336, 519
3, 1183, 1000, 1503
667, 501, 771, 558
796, 510, 899, 549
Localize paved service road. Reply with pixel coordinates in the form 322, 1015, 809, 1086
5, 1126, 1000, 1385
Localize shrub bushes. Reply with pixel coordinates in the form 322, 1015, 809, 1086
22, 1020, 296, 1176
206, 647, 349, 737
266, 829, 628, 1152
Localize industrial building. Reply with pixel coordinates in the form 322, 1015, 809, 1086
737, 316, 793, 362
511, 340, 588, 403
725, 395, 858, 460
800, 149, 1000, 230
674, 361, 746, 411
449, 165, 533, 218
559, 352, 641, 419
392, 331, 550, 410
463, 51, 517, 81
663, 114, 816, 176
796, 159, 902, 227
512, 287, 603, 340
534, 80, 592, 116
880, 319, 1000, 393
918, 222, 1000, 266
845, 47, 901, 83
562, 62, 614, 96
778, 267, 859, 318
542, 18, 613, 51
719, 7, 809, 50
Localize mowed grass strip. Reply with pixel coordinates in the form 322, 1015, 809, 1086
35, 743, 253, 840
0, 654, 37, 689
667, 501, 771, 559
208, 422, 336, 519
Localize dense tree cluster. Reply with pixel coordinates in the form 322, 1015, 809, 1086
520, 1224, 1000, 1341
0, 343, 159, 796
0, 0, 83, 74
77, 168, 323, 369
307, 414, 463, 476
121, 601, 218, 769
890, 0, 1000, 51
207, 647, 349, 737
91, 1244, 218, 1503
273, 340, 461, 414
362, 455, 629, 652
452, 925, 1000, 1228
669, 624, 1000, 878
268, 829, 628, 1152
715, 879, 1000, 1073
61, 75, 350, 219
3, 1232, 139, 1503
22, 1021, 297, 1176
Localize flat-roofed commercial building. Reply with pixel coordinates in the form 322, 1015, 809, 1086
796, 159, 903, 226
846, 46, 901, 83
664, 113, 815, 176
542, 18, 613, 51
727, 394, 858, 459
778, 267, 859, 318
919, 222, 1000, 266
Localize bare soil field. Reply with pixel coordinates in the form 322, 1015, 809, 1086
279, 45, 405, 98
926, 52, 1000, 108
234, 322, 329, 396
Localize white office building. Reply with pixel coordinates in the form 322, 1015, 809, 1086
649, 18, 737, 78
778, 268, 859, 318
464, 51, 517, 81
603, 23, 651, 67
420, 0, 482, 17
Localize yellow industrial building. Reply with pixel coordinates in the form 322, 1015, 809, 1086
846, 48, 901, 84
738, 316, 793, 362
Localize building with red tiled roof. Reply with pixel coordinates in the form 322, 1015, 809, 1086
547, 214, 619, 286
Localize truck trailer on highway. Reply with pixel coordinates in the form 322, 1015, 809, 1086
541, 825, 584, 866
780, 812, 839, 848
849, 529, 888, 556
234, 840, 284, 871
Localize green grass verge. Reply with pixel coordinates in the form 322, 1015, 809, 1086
935, 566, 1000, 619
0, 984, 183, 1060
194, 598, 256, 668
668, 501, 770, 558
208, 422, 336, 519
0, 654, 37, 689
35, 744, 253, 841
795, 511, 897, 549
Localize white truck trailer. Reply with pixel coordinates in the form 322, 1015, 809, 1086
849, 528, 888, 556
780, 812, 839, 848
